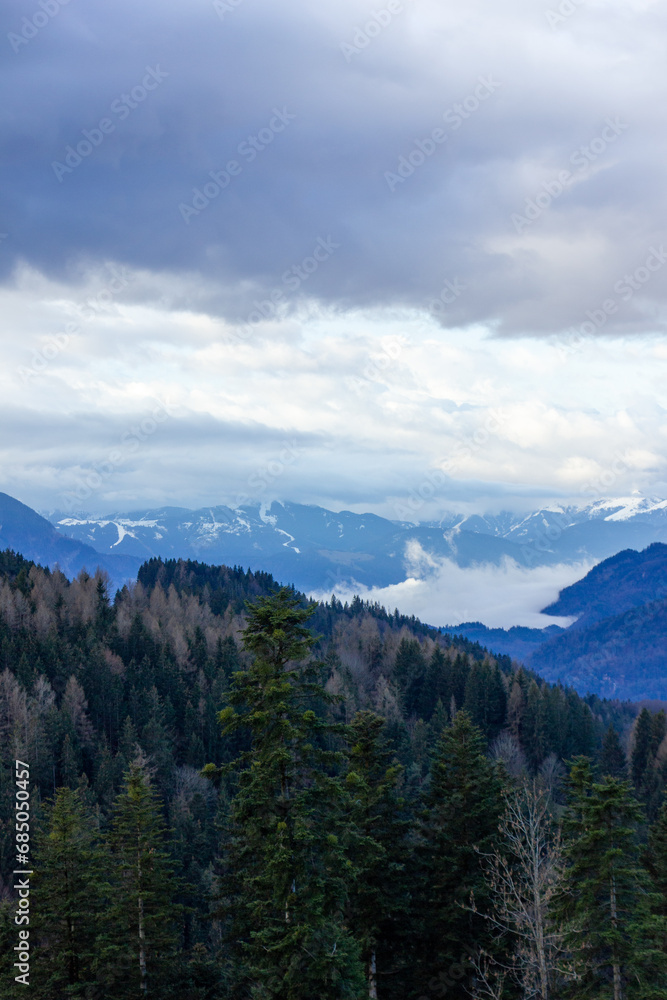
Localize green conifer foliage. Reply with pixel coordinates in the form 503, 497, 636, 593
209, 588, 365, 999
345, 710, 411, 999
417, 711, 504, 996
647, 795, 667, 924
599, 725, 627, 780
103, 759, 183, 997
631, 708, 653, 789
559, 764, 667, 999
31, 786, 109, 998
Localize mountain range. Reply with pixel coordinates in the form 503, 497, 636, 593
3, 490, 667, 701
45, 493, 667, 594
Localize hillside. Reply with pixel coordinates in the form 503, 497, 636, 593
0, 548, 654, 999
542, 542, 667, 626
450, 543, 667, 700
47, 495, 667, 596
0, 492, 141, 587
0, 547, 626, 799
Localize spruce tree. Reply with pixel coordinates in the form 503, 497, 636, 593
31, 786, 109, 998
102, 757, 183, 998
208, 588, 364, 1000
417, 710, 505, 996
558, 766, 667, 999
344, 710, 411, 999
646, 794, 667, 944
599, 725, 627, 780
631, 708, 653, 790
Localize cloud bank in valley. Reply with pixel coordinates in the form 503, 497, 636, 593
312, 544, 590, 630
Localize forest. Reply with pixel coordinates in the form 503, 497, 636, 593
1, 550, 666, 998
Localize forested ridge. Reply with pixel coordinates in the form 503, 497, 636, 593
1, 550, 666, 998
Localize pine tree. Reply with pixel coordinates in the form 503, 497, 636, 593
208, 588, 365, 999
418, 646, 450, 720
344, 710, 411, 999
103, 757, 183, 997
647, 794, 667, 925
463, 661, 507, 741
59, 732, 80, 788
631, 708, 653, 790
558, 765, 667, 999
417, 711, 505, 996
395, 637, 427, 716
31, 786, 109, 998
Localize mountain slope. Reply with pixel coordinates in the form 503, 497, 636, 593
50, 496, 667, 598
542, 542, 667, 627
449, 541, 667, 700
0, 492, 141, 588
51, 500, 525, 593
436, 497, 667, 564
530, 597, 667, 701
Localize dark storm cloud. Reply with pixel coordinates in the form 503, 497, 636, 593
2, 0, 667, 335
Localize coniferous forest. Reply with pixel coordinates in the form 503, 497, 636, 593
1, 550, 667, 998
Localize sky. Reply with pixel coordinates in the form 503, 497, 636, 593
2, 0, 667, 533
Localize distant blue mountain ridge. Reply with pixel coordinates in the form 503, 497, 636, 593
46, 493, 667, 592
448, 544, 667, 701
2, 491, 667, 699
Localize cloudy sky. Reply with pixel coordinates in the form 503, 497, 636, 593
2, 0, 667, 524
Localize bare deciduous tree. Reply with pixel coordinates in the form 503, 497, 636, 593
467, 782, 569, 1000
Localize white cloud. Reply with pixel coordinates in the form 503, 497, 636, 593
3, 0, 667, 518
311, 549, 590, 630
2, 273, 667, 513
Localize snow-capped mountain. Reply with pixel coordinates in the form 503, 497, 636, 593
433, 497, 667, 566
50, 500, 523, 593
47, 494, 667, 596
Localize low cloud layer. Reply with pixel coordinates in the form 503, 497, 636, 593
311, 549, 591, 630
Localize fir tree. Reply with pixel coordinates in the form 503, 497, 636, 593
417, 711, 505, 996
647, 794, 667, 924
31, 786, 109, 998
103, 757, 183, 997
631, 708, 653, 790
208, 588, 364, 999
345, 710, 411, 999
558, 765, 667, 999
599, 725, 627, 780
